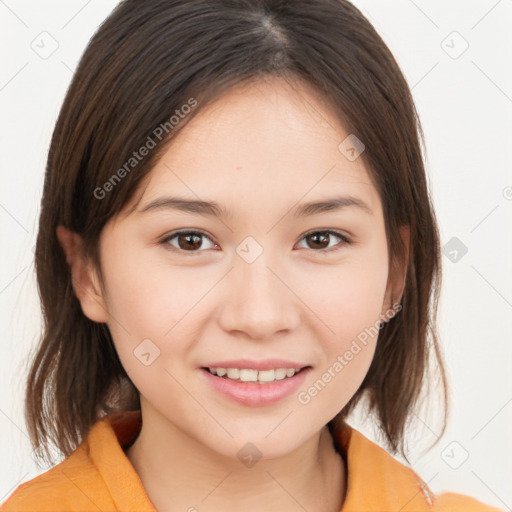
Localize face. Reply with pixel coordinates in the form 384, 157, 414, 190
62, 77, 406, 460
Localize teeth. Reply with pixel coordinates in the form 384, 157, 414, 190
207, 367, 302, 383
274, 368, 287, 380
227, 368, 239, 379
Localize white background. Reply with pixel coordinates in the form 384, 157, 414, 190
1, 0, 511, 509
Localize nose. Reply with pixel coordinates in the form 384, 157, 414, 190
217, 254, 300, 340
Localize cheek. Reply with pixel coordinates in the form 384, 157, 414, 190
290, 248, 387, 406
294, 249, 389, 340
102, 255, 223, 378
294, 258, 385, 417
103, 253, 209, 336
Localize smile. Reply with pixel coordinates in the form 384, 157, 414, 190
206, 367, 302, 383
200, 366, 311, 406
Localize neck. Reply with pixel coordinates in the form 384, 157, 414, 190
126, 413, 347, 512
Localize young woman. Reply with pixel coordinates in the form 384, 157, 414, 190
1, 1, 504, 511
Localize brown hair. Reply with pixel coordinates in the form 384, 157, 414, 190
27, 0, 448, 466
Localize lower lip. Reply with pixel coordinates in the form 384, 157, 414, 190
200, 368, 311, 406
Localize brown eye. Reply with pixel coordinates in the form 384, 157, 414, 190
176, 233, 202, 250
297, 230, 351, 252
160, 229, 351, 256
161, 230, 216, 254
306, 232, 330, 249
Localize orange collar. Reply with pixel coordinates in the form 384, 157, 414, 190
335, 422, 434, 511
93, 410, 434, 511
2, 410, 439, 511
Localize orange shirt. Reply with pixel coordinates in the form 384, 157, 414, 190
1, 411, 504, 511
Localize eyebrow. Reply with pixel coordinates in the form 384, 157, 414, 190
137, 194, 373, 218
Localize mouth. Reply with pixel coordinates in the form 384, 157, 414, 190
201, 366, 311, 384
199, 364, 312, 406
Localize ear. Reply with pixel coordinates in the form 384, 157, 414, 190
56, 225, 109, 323
381, 225, 409, 320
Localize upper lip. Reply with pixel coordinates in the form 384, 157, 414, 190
201, 359, 310, 371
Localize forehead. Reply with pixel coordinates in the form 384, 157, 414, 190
123, 77, 381, 221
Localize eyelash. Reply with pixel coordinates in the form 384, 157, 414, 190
159, 229, 352, 256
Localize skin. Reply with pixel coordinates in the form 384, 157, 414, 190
57, 76, 408, 512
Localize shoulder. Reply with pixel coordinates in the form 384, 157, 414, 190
0, 420, 118, 512
434, 491, 506, 512
0, 451, 114, 512
1, 412, 146, 512
334, 424, 506, 512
